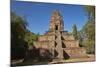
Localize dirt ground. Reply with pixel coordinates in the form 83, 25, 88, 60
11, 54, 95, 66
50, 54, 95, 64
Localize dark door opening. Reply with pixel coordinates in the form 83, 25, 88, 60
55, 25, 58, 30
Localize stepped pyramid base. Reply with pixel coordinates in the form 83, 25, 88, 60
33, 10, 87, 61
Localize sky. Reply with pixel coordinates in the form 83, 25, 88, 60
11, 1, 88, 34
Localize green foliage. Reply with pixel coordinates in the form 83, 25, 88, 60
11, 12, 28, 59
81, 21, 95, 54
24, 30, 39, 49
11, 12, 28, 39
11, 12, 40, 59
82, 40, 95, 54
78, 6, 95, 54
82, 21, 95, 40
78, 32, 83, 47
84, 6, 95, 21
72, 24, 78, 40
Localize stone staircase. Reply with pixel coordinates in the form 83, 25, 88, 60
53, 31, 87, 60
54, 31, 63, 60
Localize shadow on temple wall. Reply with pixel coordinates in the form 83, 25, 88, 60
23, 47, 53, 62
63, 50, 70, 59
11, 39, 28, 60
11, 45, 53, 66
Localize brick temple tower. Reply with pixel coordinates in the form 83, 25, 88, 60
33, 10, 87, 61
49, 10, 64, 32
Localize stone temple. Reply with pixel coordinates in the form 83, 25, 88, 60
33, 10, 87, 61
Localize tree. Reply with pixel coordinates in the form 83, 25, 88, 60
82, 21, 95, 40
84, 6, 95, 21
79, 6, 95, 54
78, 31, 83, 47
72, 24, 78, 40
24, 30, 39, 49
11, 12, 28, 59
81, 21, 95, 54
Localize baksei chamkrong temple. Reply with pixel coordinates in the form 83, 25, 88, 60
33, 10, 87, 61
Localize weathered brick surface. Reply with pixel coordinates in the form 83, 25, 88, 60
38, 35, 55, 41
63, 40, 79, 47
63, 47, 87, 58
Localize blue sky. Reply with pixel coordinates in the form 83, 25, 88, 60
11, 1, 88, 34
